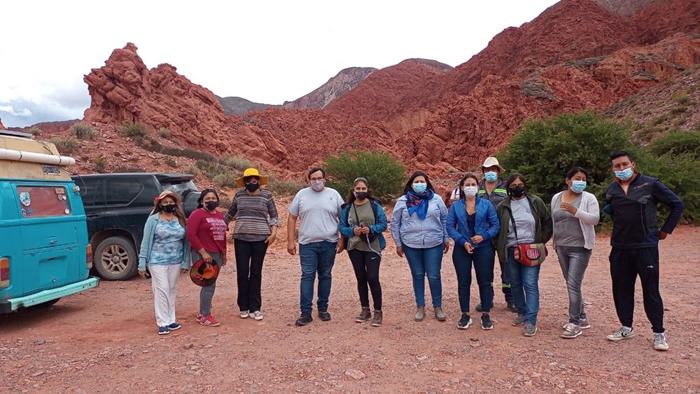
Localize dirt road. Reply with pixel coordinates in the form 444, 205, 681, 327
2, 227, 699, 393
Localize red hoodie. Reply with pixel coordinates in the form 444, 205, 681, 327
187, 208, 227, 254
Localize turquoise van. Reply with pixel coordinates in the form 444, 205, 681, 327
0, 129, 98, 313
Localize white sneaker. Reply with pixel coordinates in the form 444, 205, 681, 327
653, 333, 669, 351
252, 311, 263, 321
607, 326, 634, 341
239, 310, 249, 319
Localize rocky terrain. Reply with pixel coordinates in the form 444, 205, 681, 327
283, 66, 378, 109
217, 96, 277, 116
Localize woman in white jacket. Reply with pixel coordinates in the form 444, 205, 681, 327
551, 167, 600, 339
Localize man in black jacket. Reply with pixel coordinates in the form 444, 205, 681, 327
604, 151, 684, 351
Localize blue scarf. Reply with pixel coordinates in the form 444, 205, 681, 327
405, 190, 434, 220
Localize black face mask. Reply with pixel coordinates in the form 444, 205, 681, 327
162, 204, 177, 213
508, 186, 526, 198
354, 192, 368, 201
245, 182, 260, 192
204, 201, 219, 211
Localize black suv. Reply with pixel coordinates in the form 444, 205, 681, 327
71, 173, 200, 280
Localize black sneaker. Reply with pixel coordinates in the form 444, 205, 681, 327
457, 313, 473, 330
506, 302, 518, 313
481, 313, 493, 330
318, 310, 331, 321
475, 304, 483, 312
295, 314, 313, 326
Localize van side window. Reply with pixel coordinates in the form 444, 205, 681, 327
105, 179, 144, 205
17, 186, 71, 218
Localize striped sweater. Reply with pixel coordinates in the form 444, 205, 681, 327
224, 189, 279, 242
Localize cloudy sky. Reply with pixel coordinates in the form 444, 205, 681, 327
1, 0, 558, 127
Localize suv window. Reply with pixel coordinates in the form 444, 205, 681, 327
77, 178, 104, 207
162, 180, 197, 194
17, 186, 71, 218
105, 179, 144, 205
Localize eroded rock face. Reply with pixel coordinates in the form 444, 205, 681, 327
0, 117, 5, 129
284, 67, 378, 109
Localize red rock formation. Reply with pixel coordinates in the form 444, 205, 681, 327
0, 117, 4, 129
632, 0, 700, 44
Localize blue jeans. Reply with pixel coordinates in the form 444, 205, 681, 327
556, 246, 592, 325
299, 241, 337, 315
403, 244, 444, 308
506, 247, 541, 325
452, 245, 495, 313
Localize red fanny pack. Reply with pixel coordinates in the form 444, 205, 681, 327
513, 243, 548, 266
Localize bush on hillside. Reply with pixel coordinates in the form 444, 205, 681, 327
324, 151, 406, 201
50, 136, 80, 155
71, 123, 95, 140
119, 121, 147, 138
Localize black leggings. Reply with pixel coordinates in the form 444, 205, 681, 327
234, 239, 268, 312
348, 249, 382, 310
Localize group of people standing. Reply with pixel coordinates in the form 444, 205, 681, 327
137, 151, 684, 352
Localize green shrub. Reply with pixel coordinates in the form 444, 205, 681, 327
221, 155, 254, 171
28, 127, 42, 136
213, 173, 237, 188
324, 151, 406, 201
157, 128, 171, 138
49, 136, 80, 155
647, 131, 700, 158
164, 157, 178, 168
119, 121, 147, 138
71, 123, 95, 140
267, 175, 304, 196
94, 156, 107, 173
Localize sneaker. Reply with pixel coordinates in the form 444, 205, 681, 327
158, 326, 170, 335
475, 303, 483, 312
523, 322, 537, 337
371, 310, 383, 327
578, 318, 591, 329
434, 307, 447, 322
607, 326, 634, 341
481, 313, 493, 330
506, 302, 518, 313
457, 313, 472, 330
415, 306, 425, 321
561, 323, 582, 339
512, 315, 527, 326
199, 315, 220, 327
251, 311, 263, 321
167, 322, 182, 331
653, 333, 669, 351
195, 313, 205, 323
355, 307, 371, 323
295, 314, 313, 326
318, 310, 331, 321
240, 310, 250, 319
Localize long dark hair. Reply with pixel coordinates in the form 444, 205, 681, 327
197, 188, 220, 209
345, 177, 375, 204
505, 173, 527, 197
402, 171, 435, 195
153, 192, 187, 227
458, 173, 480, 201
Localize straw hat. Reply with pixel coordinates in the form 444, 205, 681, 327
235, 168, 269, 187
481, 157, 504, 172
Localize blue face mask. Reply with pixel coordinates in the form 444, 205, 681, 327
412, 183, 427, 193
484, 171, 498, 183
615, 167, 634, 181
571, 180, 586, 193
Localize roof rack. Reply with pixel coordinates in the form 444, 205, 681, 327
0, 129, 33, 139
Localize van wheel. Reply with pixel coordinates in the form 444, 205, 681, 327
94, 236, 137, 280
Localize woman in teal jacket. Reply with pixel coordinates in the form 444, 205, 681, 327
138, 190, 191, 335
447, 173, 500, 330
339, 177, 388, 327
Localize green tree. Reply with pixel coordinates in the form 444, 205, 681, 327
324, 151, 406, 201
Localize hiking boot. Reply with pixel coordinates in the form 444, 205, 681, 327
240, 310, 250, 319
653, 333, 669, 351
167, 322, 182, 331
506, 302, 518, 313
318, 310, 331, 321
607, 326, 634, 342
371, 310, 383, 327
561, 323, 582, 339
251, 311, 263, 321
434, 307, 447, 322
199, 315, 220, 327
158, 326, 170, 335
295, 314, 313, 326
481, 313, 493, 330
512, 315, 527, 326
457, 313, 472, 330
523, 322, 537, 337
355, 307, 371, 323
475, 303, 483, 312
415, 306, 425, 321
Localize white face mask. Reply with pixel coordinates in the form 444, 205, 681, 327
463, 186, 478, 198
310, 179, 325, 192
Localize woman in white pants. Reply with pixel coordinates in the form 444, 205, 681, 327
138, 190, 191, 335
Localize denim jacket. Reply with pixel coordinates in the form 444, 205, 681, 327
138, 214, 192, 271
391, 193, 448, 249
338, 199, 388, 250
447, 197, 500, 250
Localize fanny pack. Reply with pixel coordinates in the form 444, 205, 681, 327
509, 212, 547, 266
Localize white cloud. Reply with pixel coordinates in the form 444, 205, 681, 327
0, 105, 33, 117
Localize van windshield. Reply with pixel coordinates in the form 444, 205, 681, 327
17, 186, 71, 218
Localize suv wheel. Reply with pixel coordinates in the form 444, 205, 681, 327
94, 236, 137, 280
